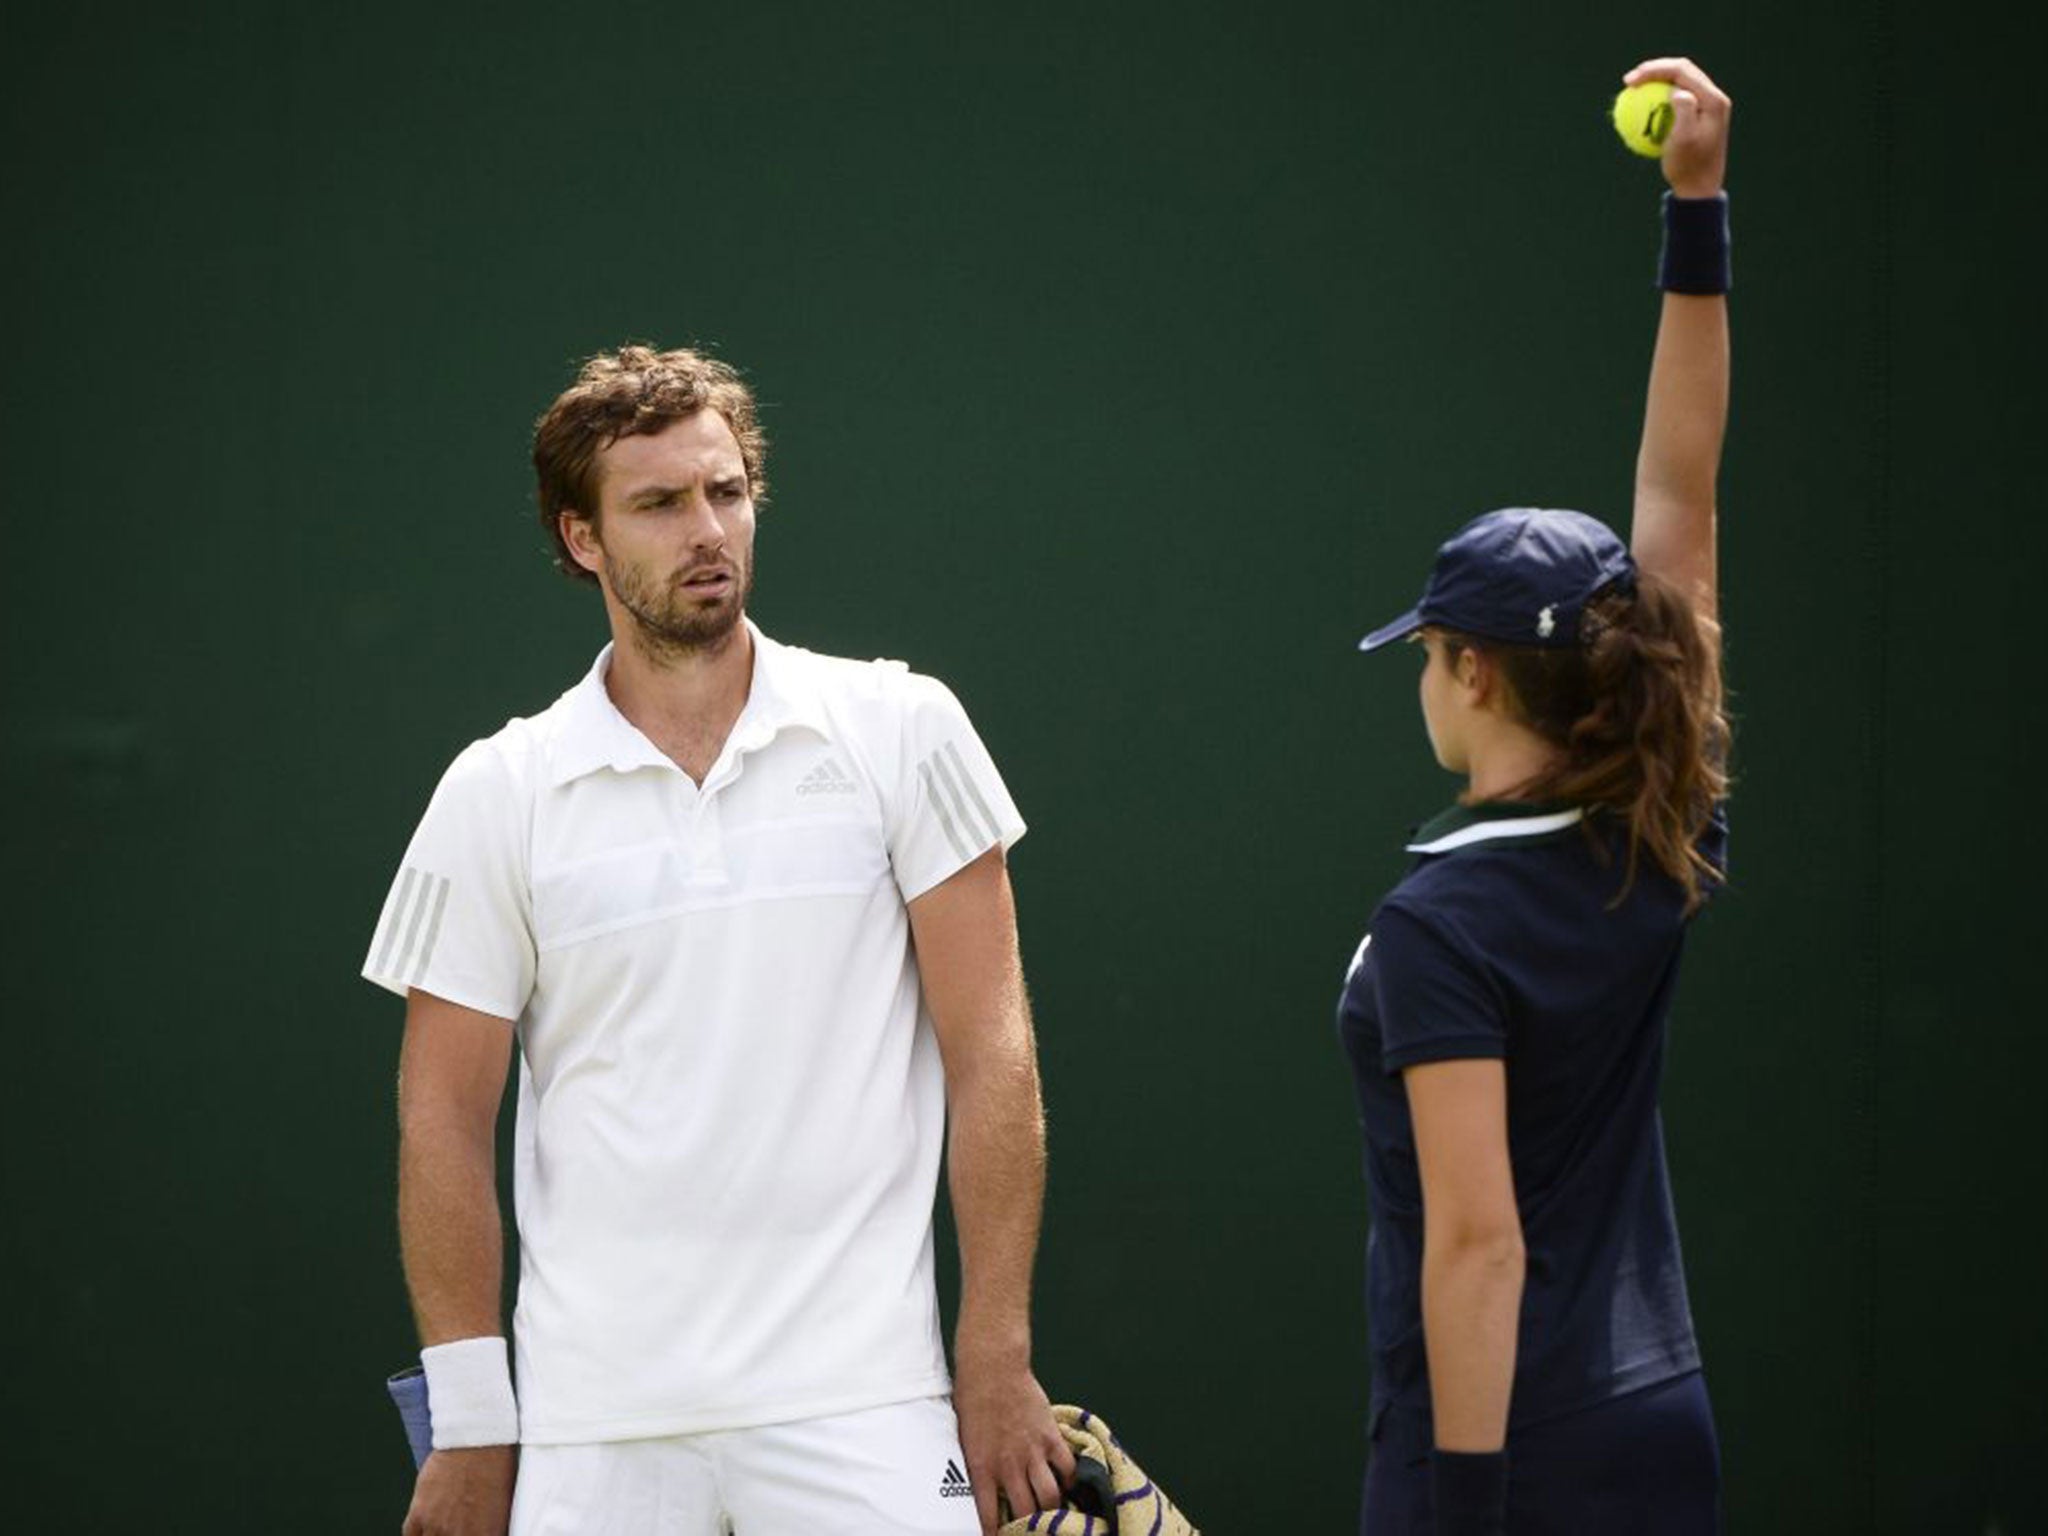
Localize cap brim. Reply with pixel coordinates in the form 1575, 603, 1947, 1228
1357, 607, 1423, 653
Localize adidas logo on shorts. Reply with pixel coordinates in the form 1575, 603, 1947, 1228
796, 757, 859, 796
939, 1458, 973, 1498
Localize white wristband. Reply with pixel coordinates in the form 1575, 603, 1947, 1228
419, 1336, 519, 1449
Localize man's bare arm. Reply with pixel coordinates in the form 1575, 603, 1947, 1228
908, 848, 1074, 1535
399, 991, 514, 1339
397, 990, 518, 1536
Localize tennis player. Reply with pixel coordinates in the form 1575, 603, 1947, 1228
363, 344, 1072, 1535
1339, 57, 1734, 1535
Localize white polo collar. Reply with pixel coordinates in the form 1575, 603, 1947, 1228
1404, 801, 1586, 855
545, 619, 833, 786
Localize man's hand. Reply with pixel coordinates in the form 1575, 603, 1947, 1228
955, 1352, 1074, 1535
402, 1446, 516, 1536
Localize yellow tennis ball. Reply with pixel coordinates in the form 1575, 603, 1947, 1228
1612, 79, 1675, 158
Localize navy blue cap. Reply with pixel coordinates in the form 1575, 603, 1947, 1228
1358, 507, 1637, 652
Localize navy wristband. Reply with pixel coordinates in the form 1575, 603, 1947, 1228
1432, 1448, 1508, 1536
386, 1366, 434, 1469
1659, 191, 1731, 295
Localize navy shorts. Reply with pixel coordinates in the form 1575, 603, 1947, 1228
1361, 1371, 1721, 1535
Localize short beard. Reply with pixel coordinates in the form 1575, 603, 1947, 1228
607, 550, 754, 664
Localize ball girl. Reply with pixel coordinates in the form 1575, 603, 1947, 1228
1340, 57, 1734, 1536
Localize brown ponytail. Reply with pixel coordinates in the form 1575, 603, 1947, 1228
1443, 572, 1730, 909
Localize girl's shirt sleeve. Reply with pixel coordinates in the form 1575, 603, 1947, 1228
1368, 900, 1509, 1074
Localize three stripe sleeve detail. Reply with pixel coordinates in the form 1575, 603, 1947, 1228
374, 867, 452, 986
918, 741, 1004, 864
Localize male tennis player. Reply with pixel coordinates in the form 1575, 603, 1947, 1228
363, 344, 1072, 1535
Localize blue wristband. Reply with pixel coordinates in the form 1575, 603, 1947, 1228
386, 1366, 434, 1469
1431, 1448, 1508, 1536
1659, 191, 1731, 295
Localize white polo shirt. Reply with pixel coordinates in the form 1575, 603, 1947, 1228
362, 623, 1025, 1443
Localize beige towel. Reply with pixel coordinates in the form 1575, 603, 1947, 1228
996, 1403, 1199, 1536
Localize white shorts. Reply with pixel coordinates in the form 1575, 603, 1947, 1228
509, 1395, 981, 1536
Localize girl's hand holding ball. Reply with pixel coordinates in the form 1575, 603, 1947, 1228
1614, 58, 1731, 197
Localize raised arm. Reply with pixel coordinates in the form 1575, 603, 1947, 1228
907, 848, 1074, 1535
1627, 56, 1733, 624
397, 990, 518, 1536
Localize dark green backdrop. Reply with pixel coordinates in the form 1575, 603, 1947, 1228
5, 2, 2041, 1530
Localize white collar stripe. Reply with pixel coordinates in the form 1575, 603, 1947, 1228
1405, 807, 1585, 854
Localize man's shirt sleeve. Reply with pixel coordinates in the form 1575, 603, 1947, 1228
361, 740, 535, 1021
885, 673, 1026, 902
1369, 901, 1508, 1075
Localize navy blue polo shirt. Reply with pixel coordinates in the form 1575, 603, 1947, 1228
1337, 799, 1726, 1435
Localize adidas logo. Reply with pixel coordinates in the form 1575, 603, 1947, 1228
938, 1458, 973, 1498
796, 757, 859, 796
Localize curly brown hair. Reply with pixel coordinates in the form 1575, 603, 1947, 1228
532, 343, 769, 583
1440, 573, 1730, 910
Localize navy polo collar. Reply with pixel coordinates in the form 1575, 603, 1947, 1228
1405, 800, 1586, 855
